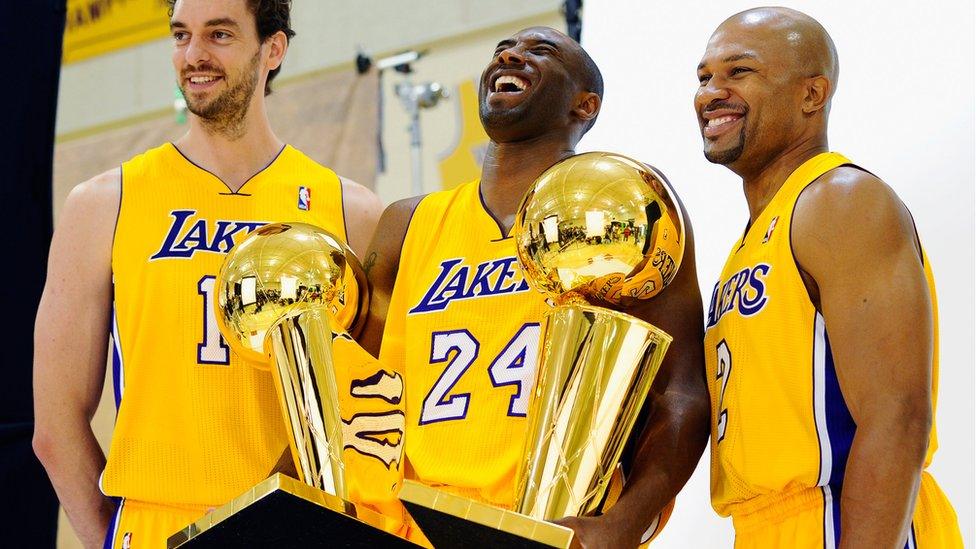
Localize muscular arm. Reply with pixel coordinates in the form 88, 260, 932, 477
793, 168, 932, 548
357, 196, 423, 358
568, 199, 709, 547
33, 170, 121, 549
340, 177, 385, 258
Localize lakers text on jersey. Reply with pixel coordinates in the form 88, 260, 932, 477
106, 143, 355, 507
381, 180, 551, 509
703, 152, 961, 547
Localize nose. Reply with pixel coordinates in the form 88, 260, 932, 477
696, 76, 731, 108
183, 35, 212, 68
497, 46, 525, 66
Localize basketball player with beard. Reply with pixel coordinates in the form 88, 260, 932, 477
32, 1, 387, 547
362, 27, 710, 548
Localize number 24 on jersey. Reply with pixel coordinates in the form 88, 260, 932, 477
420, 323, 541, 425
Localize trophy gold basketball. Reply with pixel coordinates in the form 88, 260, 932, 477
399, 152, 685, 548
168, 222, 415, 548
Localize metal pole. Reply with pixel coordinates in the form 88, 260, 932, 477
408, 101, 423, 196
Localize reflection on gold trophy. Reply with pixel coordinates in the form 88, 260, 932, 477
216, 222, 363, 497
513, 152, 684, 524
399, 152, 685, 548
169, 222, 413, 547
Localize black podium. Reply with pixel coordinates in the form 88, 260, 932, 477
168, 474, 418, 548
398, 480, 574, 549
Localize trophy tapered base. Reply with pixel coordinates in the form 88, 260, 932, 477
398, 481, 574, 549
167, 474, 417, 548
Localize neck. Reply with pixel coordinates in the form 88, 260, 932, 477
480, 132, 577, 234
175, 99, 284, 193
738, 133, 828, 223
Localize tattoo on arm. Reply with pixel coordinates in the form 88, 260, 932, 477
363, 251, 377, 276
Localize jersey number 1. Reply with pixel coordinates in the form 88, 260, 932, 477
198, 276, 230, 365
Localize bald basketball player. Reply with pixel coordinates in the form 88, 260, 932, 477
696, 7, 961, 548
362, 26, 709, 548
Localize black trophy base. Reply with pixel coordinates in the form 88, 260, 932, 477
398, 480, 574, 549
168, 473, 417, 548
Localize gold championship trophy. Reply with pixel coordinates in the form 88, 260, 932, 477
399, 152, 685, 548
168, 223, 416, 548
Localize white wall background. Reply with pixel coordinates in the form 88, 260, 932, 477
581, 1, 974, 546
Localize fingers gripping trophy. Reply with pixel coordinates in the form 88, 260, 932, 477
168, 223, 415, 548
399, 152, 685, 548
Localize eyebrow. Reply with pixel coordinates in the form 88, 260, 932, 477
530, 38, 561, 50
494, 38, 562, 50
170, 17, 241, 30
698, 52, 758, 71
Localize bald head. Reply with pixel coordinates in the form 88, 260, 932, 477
718, 7, 838, 95
518, 26, 605, 109
695, 7, 838, 171
480, 25, 603, 143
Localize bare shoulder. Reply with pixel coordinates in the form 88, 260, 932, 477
45, 168, 120, 288
58, 168, 122, 239
66, 167, 122, 214
368, 195, 427, 264
338, 176, 384, 257
796, 167, 912, 236
379, 195, 426, 232
793, 166, 918, 277
340, 176, 383, 215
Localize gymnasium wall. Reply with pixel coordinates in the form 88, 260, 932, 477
581, 1, 975, 546
55, 2, 563, 206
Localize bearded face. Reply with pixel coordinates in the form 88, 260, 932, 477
180, 49, 261, 126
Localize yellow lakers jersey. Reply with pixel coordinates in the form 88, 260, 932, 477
104, 143, 350, 507
703, 152, 941, 518
381, 180, 551, 508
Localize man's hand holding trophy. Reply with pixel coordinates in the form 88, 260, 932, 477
400, 151, 686, 548
169, 151, 686, 548
168, 223, 414, 547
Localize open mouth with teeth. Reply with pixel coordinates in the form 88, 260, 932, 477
185, 74, 224, 90
702, 112, 744, 138
493, 74, 530, 93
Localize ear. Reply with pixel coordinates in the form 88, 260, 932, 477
264, 30, 288, 72
801, 75, 831, 114
573, 91, 601, 124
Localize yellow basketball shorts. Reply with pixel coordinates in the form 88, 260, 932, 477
730, 473, 962, 548
104, 499, 207, 549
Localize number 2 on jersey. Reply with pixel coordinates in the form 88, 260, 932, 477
715, 339, 732, 442
420, 323, 540, 424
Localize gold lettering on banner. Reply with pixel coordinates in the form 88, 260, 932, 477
64, 0, 170, 64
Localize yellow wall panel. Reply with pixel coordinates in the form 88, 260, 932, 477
64, 0, 170, 64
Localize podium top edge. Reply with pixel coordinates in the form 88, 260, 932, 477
166, 474, 355, 548
399, 480, 574, 548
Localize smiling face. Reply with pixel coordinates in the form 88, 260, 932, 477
479, 27, 594, 143
694, 11, 818, 171
170, 0, 270, 128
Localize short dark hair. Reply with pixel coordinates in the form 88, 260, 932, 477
168, 0, 296, 96
577, 46, 603, 134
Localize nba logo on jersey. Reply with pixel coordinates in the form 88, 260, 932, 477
122, 532, 132, 549
298, 186, 311, 210
762, 216, 779, 244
